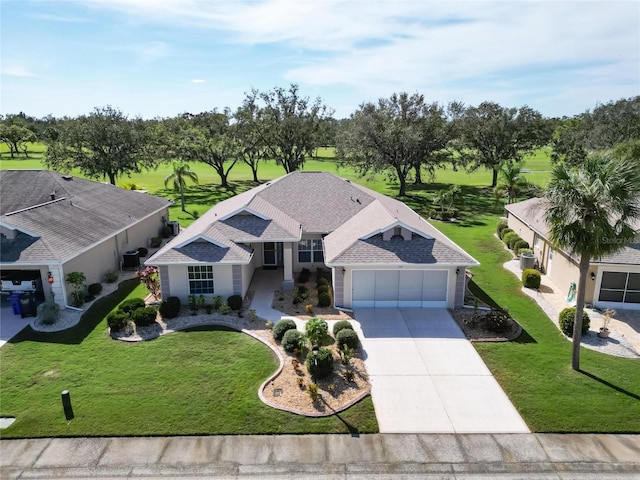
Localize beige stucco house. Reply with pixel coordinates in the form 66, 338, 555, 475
0, 170, 172, 309
146, 172, 478, 310
505, 197, 640, 311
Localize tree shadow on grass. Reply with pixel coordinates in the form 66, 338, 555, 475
400, 183, 502, 228
578, 369, 640, 401
157, 180, 259, 210
8, 279, 139, 346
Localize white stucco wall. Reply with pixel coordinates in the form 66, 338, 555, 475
165, 264, 235, 304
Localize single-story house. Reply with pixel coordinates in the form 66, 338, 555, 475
0, 170, 173, 310
505, 197, 640, 311
146, 171, 478, 310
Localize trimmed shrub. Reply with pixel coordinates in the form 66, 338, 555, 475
317, 284, 329, 295
305, 347, 334, 379
317, 277, 330, 287
37, 302, 60, 325
522, 268, 541, 289
297, 268, 311, 283
104, 270, 119, 283
318, 292, 331, 307
88, 283, 103, 296
496, 219, 509, 235
559, 308, 590, 337
514, 240, 530, 255
70, 291, 85, 308
305, 317, 328, 345
519, 248, 533, 255
502, 231, 517, 246
333, 320, 353, 336
484, 310, 511, 334
137, 247, 149, 257
316, 268, 332, 284
499, 227, 514, 240
107, 311, 129, 332
336, 328, 359, 350
281, 329, 305, 353
132, 306, 157, 327
119, 298, 146, 314
159, 296, 181, 319
508, 235, 523, 250
227, 295, 243, 311
273, 319, 297, 342
150, 237, 162, 248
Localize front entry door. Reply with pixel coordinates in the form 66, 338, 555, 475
263, 242, 278, 266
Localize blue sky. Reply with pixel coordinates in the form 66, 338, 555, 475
1, 0, 638, 119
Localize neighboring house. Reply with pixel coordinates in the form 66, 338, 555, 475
0, 170, 172, 309
146, 172, 478, 310
505, 197, 640, 311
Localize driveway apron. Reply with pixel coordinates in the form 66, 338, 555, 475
354, 308, 529, 434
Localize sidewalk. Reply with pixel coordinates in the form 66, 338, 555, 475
1, 433, 639, 479
503, 259, 640, 358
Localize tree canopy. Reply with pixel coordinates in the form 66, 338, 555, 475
240, 84, 333, 173
43, 106, 152, 185
336, 92, 454, 196
454, 102, 550, 187
552, 96, 640, 166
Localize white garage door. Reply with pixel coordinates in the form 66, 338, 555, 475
352, 270, 448, 308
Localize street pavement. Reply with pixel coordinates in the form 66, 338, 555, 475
1, 433, 639, 479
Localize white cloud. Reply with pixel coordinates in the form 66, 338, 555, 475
29, 13, 88, 22
192, 79, 205, 83
1, 65, 37, 77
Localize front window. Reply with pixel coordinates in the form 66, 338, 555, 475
298, 239, 324, 263
312, 239, 324, 262
188, 265, 214, 294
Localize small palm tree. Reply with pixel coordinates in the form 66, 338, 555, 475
164, 162, 199, 212
494, 160, 529, 205
544, 153, 640, 370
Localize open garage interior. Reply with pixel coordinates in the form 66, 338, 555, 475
352, 270, 448, 308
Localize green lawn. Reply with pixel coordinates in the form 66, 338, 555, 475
0, 281, 377, 438
3, 144, 637, 433
435, 217, 640, 432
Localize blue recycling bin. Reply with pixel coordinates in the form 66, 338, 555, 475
8, 292, 22, 315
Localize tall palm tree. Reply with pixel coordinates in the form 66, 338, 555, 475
544, 153, 640, 370
164, 162, 199, 212
494, 160, 530, 205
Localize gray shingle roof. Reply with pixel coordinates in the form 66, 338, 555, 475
506, 197, 640, 266
331, 235, 473, 265
147, 171, 478, 268
1, 170, 172, 264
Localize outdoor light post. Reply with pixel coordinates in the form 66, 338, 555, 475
312, 345, 319, 384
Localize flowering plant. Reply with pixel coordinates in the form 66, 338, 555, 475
135, 266, 160, 298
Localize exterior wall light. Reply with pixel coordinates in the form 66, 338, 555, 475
47, 272, 54, 284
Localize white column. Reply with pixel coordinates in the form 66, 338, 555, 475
282, 242, 294, 291
48, 265, 66, 307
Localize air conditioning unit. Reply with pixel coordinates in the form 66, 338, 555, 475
168, 221, 180, 236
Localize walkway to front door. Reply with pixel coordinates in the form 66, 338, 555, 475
354, 308, 529, 434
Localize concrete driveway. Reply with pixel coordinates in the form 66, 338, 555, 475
354, 308, 529, 434
0, 305, 31, 348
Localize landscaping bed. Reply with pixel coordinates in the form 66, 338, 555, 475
451, 308, 522, 342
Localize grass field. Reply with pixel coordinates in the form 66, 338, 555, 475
3, 142, 637, 434
0, 143, 551, 227
0, 281, 377, 438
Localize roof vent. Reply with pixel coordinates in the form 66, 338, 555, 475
61, 174, 73, 181
50, 191, 56, 201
